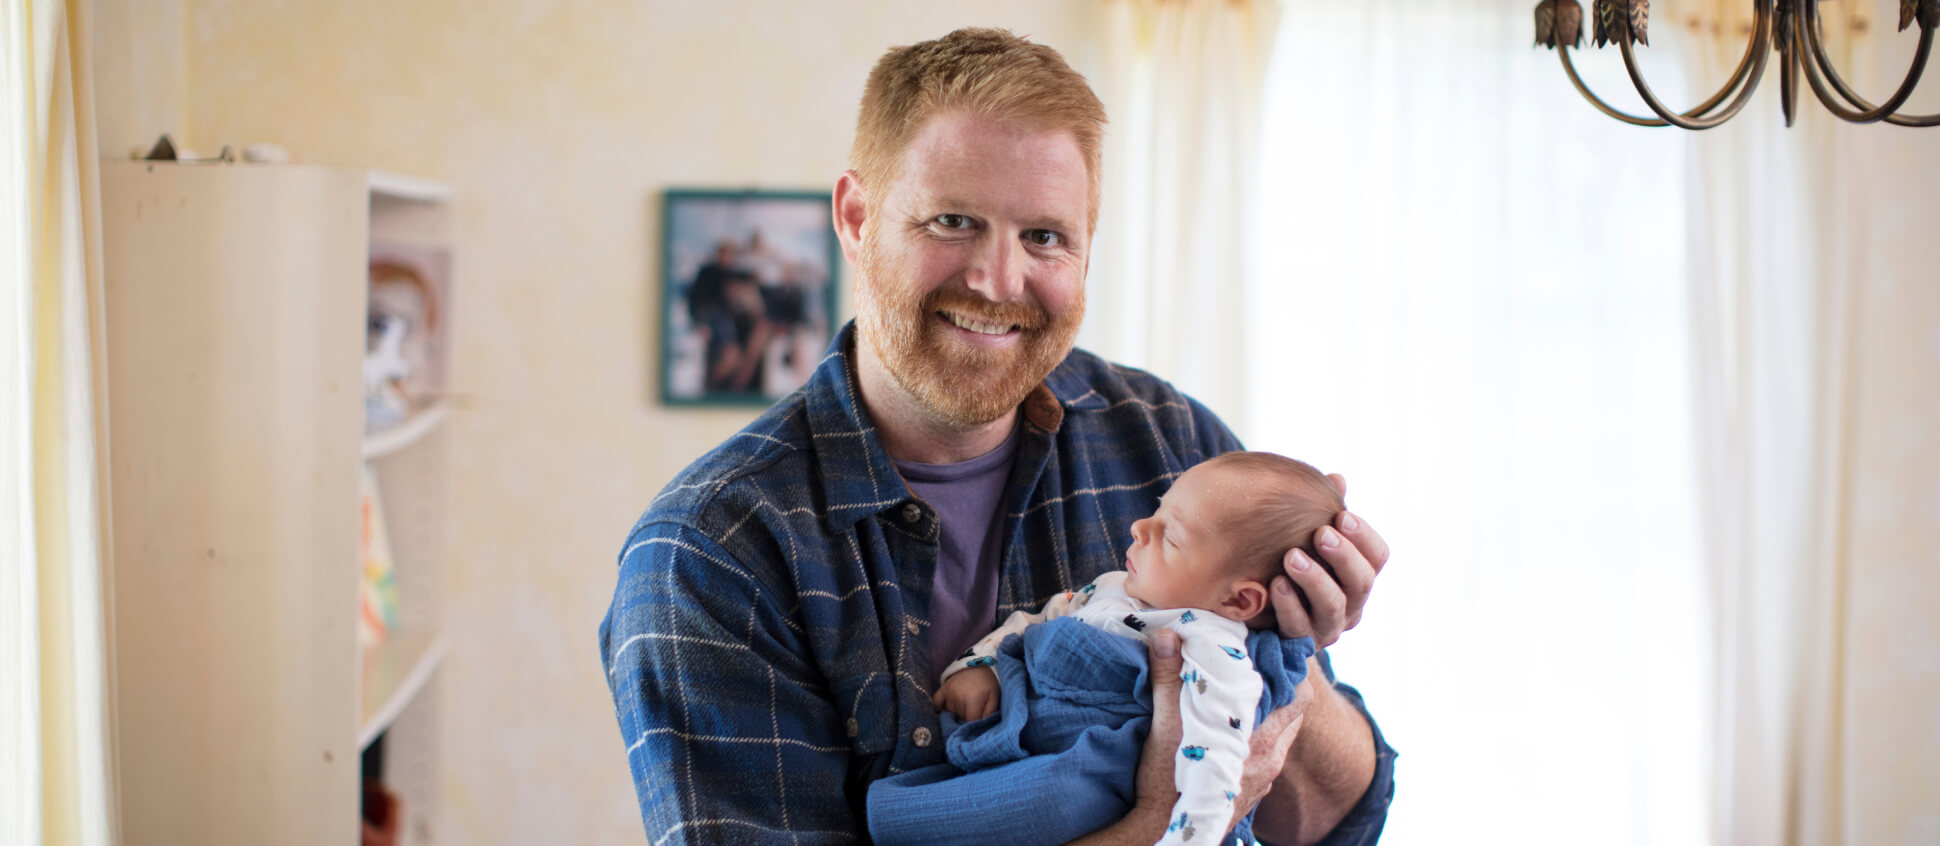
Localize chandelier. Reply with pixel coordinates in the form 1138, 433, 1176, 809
1534, 0, 1939, 128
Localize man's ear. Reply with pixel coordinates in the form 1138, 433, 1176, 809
1224, 580, 1269, 622
833, 169, 870, 264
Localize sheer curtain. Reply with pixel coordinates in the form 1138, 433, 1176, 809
1243, 4, 1708, 843
2, 0, 118, 844
1677, 4, 1871, 842
1080, 0, 1281, 423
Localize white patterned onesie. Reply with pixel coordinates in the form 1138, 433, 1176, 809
940, 571, 1262, 845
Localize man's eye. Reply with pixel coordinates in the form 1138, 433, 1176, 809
1025, 230, 1062, 248
935, 214, 970, 229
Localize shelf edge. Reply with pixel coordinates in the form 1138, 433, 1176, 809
358, 633, 449, 750
362, 400, 453, 460
367, 171, 454, 203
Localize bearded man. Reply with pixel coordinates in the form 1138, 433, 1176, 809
602, 28, 1395, 846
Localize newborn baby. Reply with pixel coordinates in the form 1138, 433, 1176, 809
913, 451, 1344, 846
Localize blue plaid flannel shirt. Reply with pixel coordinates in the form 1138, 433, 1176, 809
600, 322, 1395, 845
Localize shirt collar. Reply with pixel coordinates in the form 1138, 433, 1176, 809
806, 321, 1110, 531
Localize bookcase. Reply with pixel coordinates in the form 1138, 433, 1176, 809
101, 162, 454, 846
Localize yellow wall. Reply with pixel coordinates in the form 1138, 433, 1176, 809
92, 1, 1103, 842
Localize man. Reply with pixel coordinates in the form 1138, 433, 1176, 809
602, 28, 1395, 845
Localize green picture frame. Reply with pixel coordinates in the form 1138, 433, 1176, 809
659, 189, 842, 407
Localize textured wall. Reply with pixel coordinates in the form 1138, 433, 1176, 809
96, 2, 1102, 843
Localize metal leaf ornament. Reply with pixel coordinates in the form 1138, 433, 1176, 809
1593, 0, 1621, 47
1630, 0, 1650, 45
1921, 0, 1939, 30
1534, 0, 1583, 50
1903, 0, 1919, 31
1557, 0, 1584, 48
1593, 0, 1648, 47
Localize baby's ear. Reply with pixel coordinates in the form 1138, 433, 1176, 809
1224, 579, 1269, 622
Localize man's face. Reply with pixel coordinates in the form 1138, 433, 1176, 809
851, 111, 1090, 429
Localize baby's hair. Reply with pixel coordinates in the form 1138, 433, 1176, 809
1196, 451, 1345, 584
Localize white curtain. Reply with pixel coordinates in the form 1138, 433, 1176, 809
1081, 0, 1282, 424
2, 0, 119, 844
1678, 5, 1873, 843
1241, 4, 1710, 844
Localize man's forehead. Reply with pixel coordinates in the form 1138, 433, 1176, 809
892, 115, 1088, 225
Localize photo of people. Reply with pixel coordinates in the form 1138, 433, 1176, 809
659, 190, 839, 405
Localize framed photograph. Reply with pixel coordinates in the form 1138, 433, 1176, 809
660, 189, 841, 406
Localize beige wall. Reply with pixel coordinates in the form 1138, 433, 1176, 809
89, 0, 1940, 842
93, 1, 1102, 842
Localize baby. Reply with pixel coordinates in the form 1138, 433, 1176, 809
872, 451, 1344, 846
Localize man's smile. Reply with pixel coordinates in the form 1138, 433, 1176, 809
937, 309, 1021, 338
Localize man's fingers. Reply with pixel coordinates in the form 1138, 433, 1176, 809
1326, 472, 1348, 499
1313, 525, 1376, 631
1283, 549, 1349, 647
1135, 631, 1186, 810
1269, 575, 1315, 641
1334, 508, 1390, 574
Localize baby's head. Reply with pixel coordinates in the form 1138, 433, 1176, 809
1121, 451, 1345, 625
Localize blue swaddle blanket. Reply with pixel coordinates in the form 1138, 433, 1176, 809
867, 616, 1315, 846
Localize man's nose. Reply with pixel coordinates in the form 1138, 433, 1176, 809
964, 234, 1027, 303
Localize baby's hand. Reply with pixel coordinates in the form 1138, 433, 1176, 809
933, 666, 1001, 721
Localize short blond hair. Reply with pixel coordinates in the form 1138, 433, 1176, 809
850, 28, 1108, 232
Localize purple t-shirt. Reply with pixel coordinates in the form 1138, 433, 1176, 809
894, 422, 1022, 683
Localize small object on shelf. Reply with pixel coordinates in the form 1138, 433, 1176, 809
358, 465, 399, 648
242, 142, 292, 164
364, 243, 450, 435
139, 133, 234, 164
141, 134, 177, 160
360, 780, 401, 846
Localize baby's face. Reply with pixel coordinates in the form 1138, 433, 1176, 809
1122, 461, 1248, 612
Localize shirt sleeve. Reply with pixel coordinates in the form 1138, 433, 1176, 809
936, 586, 1091, 682
600, 521, 862, 845
1257, 650, 1398, 846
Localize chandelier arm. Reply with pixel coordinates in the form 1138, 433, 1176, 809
1782, 19, 1802, 127
1559, 45, 1672, 126
1801, 5, 1940, 126
1616, 6, 1774, 131
1555, 15, 1765, 128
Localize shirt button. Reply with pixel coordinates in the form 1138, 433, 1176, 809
905, 618, 921, 636
912, 727, 933, 748
901, 502, 923, 524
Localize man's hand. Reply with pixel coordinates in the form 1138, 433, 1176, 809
1132, 633, 1310, 842
1268, 474, 1390, 648
932, 666, 1002, 721
1064, 632, 1185, 845
1226, 680, 1310, 831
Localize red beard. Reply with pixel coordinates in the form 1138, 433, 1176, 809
853, 237, 1084, 428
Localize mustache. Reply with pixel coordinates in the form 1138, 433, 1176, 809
922, 288, 1048, 331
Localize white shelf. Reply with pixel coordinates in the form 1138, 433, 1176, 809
363, 400, 452, 460
368, 170, 454, 204
359, 629, 448, 750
